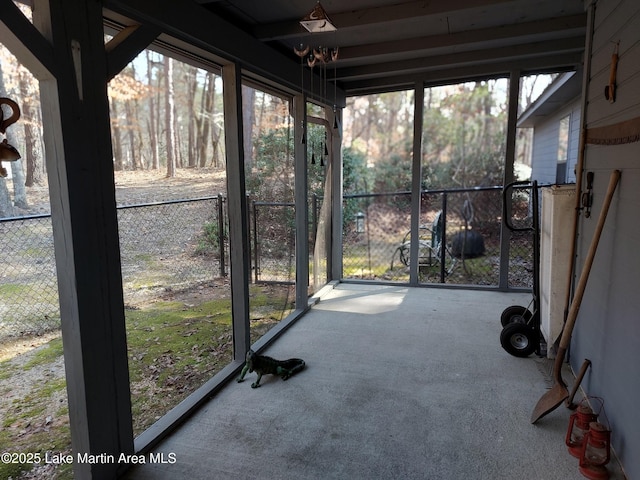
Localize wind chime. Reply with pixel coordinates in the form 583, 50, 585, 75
0, 97, 22, 178
293, 2, 339, 166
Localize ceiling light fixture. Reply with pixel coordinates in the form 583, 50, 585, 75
300, 1, 336, 33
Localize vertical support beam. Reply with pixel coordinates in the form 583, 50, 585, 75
499, 70, 521, 290
330, 108, 344, 281
222, 62, 250, 360
409, 83, 425, 285
33, 1, 134, 478
294, 94, 309, 307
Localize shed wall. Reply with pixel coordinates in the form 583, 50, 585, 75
571, 1, 640, 478
529, 98, 581, 185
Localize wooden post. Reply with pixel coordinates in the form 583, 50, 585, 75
294, 94, 309, 306
409, 83, 425, 285
499, 70, 521, 290
222, 62, 251, 360
330, 107, 343, 281
33, 0, 134, 477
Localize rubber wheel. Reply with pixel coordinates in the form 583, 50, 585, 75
500, 322, 538, 357
500, 305, 533, 327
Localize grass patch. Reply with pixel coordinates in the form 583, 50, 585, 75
0, 461, 30, 480
0, 283, 298, 476
0, 361, 70, 480
22, 337, 64, 370
126, 298, 235, 434
0, 283, 29, 297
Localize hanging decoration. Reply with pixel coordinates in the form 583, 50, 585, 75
294, 3, 339, 105
0, 97, 22, 178
295, 2, 340, 164
604, 41, 619, 104
300, 1, 336, 33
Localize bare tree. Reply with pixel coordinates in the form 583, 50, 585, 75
146, 51, 160, 170
242, 85, 255, 171
19, 70, 44, 187
197, 72, 216, 168
164, 56, 176, 177
110, 98, 124, 170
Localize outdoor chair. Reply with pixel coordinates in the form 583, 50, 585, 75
390, 211, 457, 274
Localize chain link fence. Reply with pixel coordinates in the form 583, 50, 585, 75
1, 194, 310, 343
251, 201, 295, 283
2, 185, 539, 343
118, 196, 228, 305
1, 196, 229, 343
0, 214, 59, 340
343, 185, 535, 289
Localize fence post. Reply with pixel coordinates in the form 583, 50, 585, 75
440, 192, 448, 283
252, 199, 259, 283
217, 193, 225, 277
312, 193, 318, 242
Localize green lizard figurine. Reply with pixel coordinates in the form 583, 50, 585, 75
237, 349, 305, 388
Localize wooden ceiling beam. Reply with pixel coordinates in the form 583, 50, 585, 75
333, 36, 585, 82
0, 0, 55, 78
337, 13, 586, 61
105, 23, 161, 80
340, 53, 582, 96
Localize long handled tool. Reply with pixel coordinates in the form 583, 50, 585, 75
566, 359, 591, 409
531, 170, 621, 424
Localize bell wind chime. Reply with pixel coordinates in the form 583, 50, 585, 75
0, 97, 22, 178
294, 2, 339, 166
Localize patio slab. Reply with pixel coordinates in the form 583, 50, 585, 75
124, 284, 625, 480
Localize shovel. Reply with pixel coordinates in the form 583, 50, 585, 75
530, 169, 621, 424
566, 358, 591, 409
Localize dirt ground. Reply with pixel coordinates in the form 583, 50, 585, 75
0, 168, 236, 479
8, 167, 228, 216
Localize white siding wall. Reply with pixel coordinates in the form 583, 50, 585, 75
571, 1, 640, 478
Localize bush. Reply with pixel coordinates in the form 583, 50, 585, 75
196, 220, 225, 255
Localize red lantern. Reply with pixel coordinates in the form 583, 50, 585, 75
566, 404, 599, 458
578, 422, 611, 480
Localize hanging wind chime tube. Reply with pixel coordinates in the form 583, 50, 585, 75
294, 2, 340, 165
333, 46, 339, 129
294, 43, 309, 146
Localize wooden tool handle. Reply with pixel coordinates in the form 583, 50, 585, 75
558, 170, 621, 350
567, 359, 591, 407
608, 53, 618, 85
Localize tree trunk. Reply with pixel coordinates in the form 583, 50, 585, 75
186, 66, 197, 168
124, 99, 139, 170
111, 98, 123, 170
210, 76, 220, 168
164, 56, 176, 178
198, 72, 215, 168
146, 51, 159, 170
20, 72, 44, 187
242, 85, 255, 171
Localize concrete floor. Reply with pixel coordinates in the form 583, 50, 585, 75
124, 284, 625, 480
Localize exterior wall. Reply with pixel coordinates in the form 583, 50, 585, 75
571, 1, 640, 478
566, 106, 581, 183
529, 98, 581, 185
